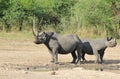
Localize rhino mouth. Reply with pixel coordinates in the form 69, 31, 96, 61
34, 41, 42, 44
110, 43, 117, 47
113, 44, 117, 47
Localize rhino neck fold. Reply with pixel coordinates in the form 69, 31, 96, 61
44, 37, 52, 51
44, 32, 55, 51
44, 43, 52, 51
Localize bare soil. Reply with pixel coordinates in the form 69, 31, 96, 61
0, 39, 120, 79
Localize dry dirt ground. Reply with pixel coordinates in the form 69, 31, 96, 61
0, 39, 120, 79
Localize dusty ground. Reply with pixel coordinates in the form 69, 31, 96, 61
0, 39, 120, 79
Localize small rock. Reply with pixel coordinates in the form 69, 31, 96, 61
25, 72, 29, 74
51, 71, 56, 75
95, 68, 99, 71
100, 68, 103, 71
27, 67, 29, 70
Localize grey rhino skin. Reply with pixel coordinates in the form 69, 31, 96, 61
33, 31, 83, 64
81, 37, 117, 64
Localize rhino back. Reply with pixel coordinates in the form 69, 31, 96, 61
81, 38, 107, 53
92, 38, 107, 50
57, 34, 80, 53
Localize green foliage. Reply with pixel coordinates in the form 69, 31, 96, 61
69, 0, 120, 37
0, 0, 10, 17
0, 0, 120, 38
73, 0, 112, 26
53, 0, 77, 17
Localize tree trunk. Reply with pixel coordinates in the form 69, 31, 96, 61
3, 19, 11, 32
18, 18, 23, 31
103, 23, 107, 36
111, 2, 118, 16
118, 20, 120, 38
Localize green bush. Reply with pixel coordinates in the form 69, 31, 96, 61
0, 0, 120, 38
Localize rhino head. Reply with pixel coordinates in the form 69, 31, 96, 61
32, 29, 54, 44
34, 32, 47, 44
32, 22, 48, 44
105, 37, 117, 47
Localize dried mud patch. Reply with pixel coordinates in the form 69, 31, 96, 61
4, 61, 119, 74
0, 39, 120, 79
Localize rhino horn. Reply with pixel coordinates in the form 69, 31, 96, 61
32, 17, 37, 37
32, 26, 37, 37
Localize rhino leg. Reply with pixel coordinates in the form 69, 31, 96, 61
71, 51, 77, 63
82, 53, 87, 63
93, 50, 100, 64
48, 50, 54, 63
76, 47, 82, 64
99, 51, 105, 64
52, 49, 58, 64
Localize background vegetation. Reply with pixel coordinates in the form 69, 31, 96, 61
0, 0, 120, 38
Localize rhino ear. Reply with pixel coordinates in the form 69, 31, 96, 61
41, 31, 46, 37
107, 37, 113, 41
110, 37, 113, 39
43, 31, 46, 34
107, 37, 109, 41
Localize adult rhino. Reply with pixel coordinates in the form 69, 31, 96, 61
81, 37, 117, 64
32, 28, 83, 64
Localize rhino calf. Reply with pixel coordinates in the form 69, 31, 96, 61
81, 37, 117, 64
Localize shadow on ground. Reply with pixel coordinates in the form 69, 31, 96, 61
17, 60, 120, 74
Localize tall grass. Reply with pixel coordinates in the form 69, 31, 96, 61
0, 31, 34, 40
0, 28, 120, 44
